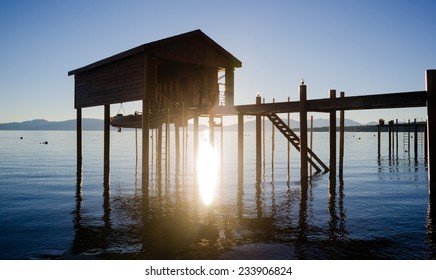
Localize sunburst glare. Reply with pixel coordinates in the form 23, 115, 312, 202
197, 131, 218, 206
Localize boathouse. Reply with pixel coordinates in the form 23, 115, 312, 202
68, 29, 242, 189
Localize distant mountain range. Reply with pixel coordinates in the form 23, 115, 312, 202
0, 119, 104, 131
0, 118, 377, 131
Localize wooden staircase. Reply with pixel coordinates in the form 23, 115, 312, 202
265, 112, 329, 173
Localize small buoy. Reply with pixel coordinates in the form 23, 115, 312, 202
358, 137, 361, 140
40, 141, 48, 145
20, 137, 23, 139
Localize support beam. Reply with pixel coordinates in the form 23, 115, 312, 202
238, 114, 244, 186
378, 119, 383, 158
77, 108, 82, 179
426, 70, 436, 192
256, 94, 262, 183
329, 90, 336, 179
235, 91, 426, 115
104, 104, 110, 185
175, 124, 180, 176
339, 92, 345, 177
300, 82, 308, 178
414, 118, 418, 161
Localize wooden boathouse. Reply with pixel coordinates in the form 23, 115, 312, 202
69, 30, 436, 203
69, 29, 241, 192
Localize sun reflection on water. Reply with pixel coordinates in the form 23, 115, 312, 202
197, 133, 218, 205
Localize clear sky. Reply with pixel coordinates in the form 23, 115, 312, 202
1, 0, 435, 124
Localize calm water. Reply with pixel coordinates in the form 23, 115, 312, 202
0, 128, 435, 260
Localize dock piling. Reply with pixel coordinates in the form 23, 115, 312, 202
256, 94, 262, 183
339, 92, 345, 177
76, 108, 82, 179
104, 104, 110, 185
299, 81, 308, 178
238, 114, 244, 186
329, 90, 337, 179
426, 70, 436, 193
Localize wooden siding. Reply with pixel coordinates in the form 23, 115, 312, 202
74, 53, 145, 108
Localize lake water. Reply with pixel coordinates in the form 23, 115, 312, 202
0, 128, 434, 260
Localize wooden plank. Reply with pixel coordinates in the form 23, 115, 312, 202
235, 91, 427, 115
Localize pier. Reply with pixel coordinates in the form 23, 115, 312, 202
68, 30, 436, 208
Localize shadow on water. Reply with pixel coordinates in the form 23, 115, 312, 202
68, 157, 435, 260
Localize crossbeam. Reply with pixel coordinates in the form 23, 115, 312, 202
235, 91, 426, 115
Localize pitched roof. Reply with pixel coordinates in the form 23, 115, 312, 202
68, 29, 241, 76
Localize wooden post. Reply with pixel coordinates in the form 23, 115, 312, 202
256, 94, 262, 183
396, 119, 399, 157
426, 70, 435, 190
76, 108, 82, 179
339, 92, 345, 177
329, 89, 336, 179
238, 114, 244, 186
166, 110, 170, 177
142, 55, 155, 196
271, 98, 275, 178
175, 124, 180, 176
388, 120, 393, 158
310, 115, 313, 176
157, 125, 162, 180
262, 98, 265, 177
287, 97, 291, 180
300, 82, 308, 178
104, 104, 110, 185
414, 118, 418, 160
425, 120, 428, 162
378, 119, 383, 158
408, 119, 411, 154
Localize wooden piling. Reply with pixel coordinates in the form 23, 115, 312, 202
262, 98, 266, 177
76, 108, 82, 179
157, 125, 163, 179
396, 119, 399, 156
194, 115, 199, 178
339, 92, 345, 177
256, 94, 262, 183
414, 118, 418, 160
310, 115, 313, 176
287, 97, 291, 180
388, 121, 394, 158
426, 70, 436, 189
238, 114, 244, 186
299, 82, 308, 178
378, 119, 383, 158
175, 124, 180, 176
104, 104, 110, 184
408, 119, 411, 154
329, 90, 337, 179
272, 98, 275, 177
425, 120, 428, 162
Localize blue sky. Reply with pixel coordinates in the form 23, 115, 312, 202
1, 0, 435, 124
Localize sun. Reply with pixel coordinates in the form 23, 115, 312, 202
197, 132, 218, 205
